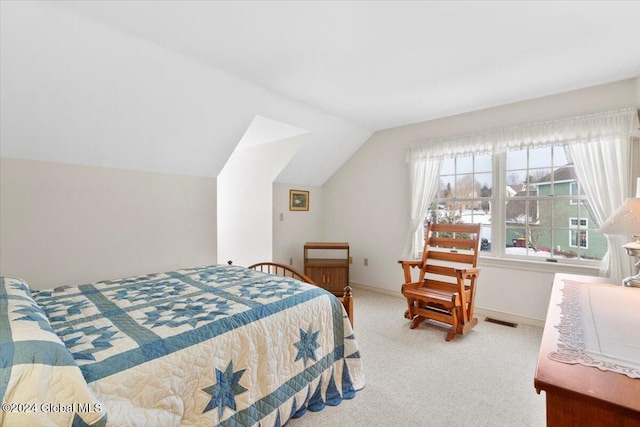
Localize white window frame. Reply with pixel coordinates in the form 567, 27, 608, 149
422, 151, 601, 273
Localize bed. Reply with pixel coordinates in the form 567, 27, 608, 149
0, 263, 364, 427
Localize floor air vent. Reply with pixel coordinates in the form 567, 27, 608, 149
485, 317, 518, 328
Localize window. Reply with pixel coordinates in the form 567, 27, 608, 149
423, 146, 606, 265
408, 108, 636, 276
569, 182, 583, 205
569, 218, 588, 249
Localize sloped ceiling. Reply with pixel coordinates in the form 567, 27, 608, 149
1, 1, 639, 186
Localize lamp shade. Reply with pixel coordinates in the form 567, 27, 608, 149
598, 198, 640, 235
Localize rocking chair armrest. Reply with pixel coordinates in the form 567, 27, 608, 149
398, 260, 424, 284
401, 281, 423, 293
454, 267, 480, 280
397, 260, 423, 268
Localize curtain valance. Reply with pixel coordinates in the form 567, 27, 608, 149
408, 107, 639, 161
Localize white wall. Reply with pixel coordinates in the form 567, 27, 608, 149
272, 184, 323, 272
0, 1, 371, 187
217, 136, 304, 267
0, 158, 217, 289
321, 78, 640, 323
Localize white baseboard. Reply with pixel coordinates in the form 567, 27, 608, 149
349, 281, 545, 328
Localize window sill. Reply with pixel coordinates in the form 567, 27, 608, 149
478, 255, 602, 276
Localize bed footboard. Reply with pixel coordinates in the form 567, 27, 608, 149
245, 261, 354, 326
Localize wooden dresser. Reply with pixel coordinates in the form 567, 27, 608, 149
303, 242, 349, 296
534, 273, 640, 426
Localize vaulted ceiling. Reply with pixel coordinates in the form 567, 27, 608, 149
1, 1, 639, 185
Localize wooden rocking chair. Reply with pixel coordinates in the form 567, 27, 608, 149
399, 223, 481, 341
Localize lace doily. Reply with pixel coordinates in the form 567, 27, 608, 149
548, 279, 640, 379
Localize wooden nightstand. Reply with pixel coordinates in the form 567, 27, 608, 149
303, 242, 349, 296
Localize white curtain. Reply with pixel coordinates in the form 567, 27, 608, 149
566, 109, 639, 281
409, 108, 639, 157
402, 146, 441, 259
568, 138, 634, 282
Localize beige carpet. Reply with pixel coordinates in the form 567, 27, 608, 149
288, 288, 546, 427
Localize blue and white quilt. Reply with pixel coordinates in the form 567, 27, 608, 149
1, 265, 364, 426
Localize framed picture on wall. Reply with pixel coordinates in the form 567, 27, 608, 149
289, 190, 309, 211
